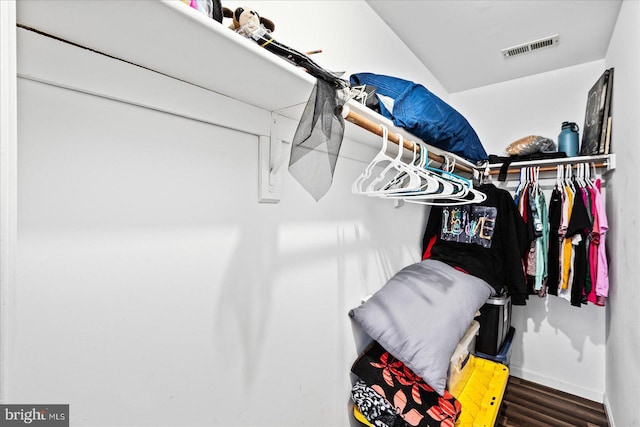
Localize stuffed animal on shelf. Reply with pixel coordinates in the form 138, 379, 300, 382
222, 6, 349, 89
223, 6, 275, 32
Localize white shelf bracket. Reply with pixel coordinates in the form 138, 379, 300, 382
258, 113, 290, 203
605, 153, 616, 172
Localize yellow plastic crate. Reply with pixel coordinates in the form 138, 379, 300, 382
452, 355, 509, 427
352, 355, 508, 427
353, 405, 374, 427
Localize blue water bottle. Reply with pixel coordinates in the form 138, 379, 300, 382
558, 121, 579, 157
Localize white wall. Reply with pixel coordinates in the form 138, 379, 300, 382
450, 61, 609, 401
8, 1, 440, 426
222, 0, 449, 100
14, 78, 426, 426
603, 1, 640, 426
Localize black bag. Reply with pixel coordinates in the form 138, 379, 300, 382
489, 152, 567, 181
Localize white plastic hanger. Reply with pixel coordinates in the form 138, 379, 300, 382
364, 134, 423, 196
379, 142, 448, 200
401, 156, 486, 206
353, 129, 486, 205
352, 125, 393, 195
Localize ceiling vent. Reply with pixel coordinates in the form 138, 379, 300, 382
502, 35, 559, 58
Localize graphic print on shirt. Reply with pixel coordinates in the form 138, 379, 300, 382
441, 206, 497, 248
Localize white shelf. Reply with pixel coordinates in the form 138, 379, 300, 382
16, 0, 316, 113
17, 1, 610, 180
15, 0, 480, 179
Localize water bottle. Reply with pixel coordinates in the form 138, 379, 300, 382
558, 121, 579, 157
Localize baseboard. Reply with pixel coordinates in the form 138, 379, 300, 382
509, 366, 604, 403
603, 393, 615, 427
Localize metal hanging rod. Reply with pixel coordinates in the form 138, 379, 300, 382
339, 100, 615, 178
486, 153, 615, 176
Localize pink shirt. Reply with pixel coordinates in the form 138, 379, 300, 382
594, 180, 609, 303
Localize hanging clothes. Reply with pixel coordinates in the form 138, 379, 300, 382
591, 178, 610, 305
566, 182, 592, 307
514, 168, 549, 297
546, 186, 563, 296
558, 171, 576, 302
534, 187, 549, 295
545, 164, 609, 307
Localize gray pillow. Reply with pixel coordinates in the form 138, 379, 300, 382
349, 259, 493, 395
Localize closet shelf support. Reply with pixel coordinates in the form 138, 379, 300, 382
258, 113, 295, 203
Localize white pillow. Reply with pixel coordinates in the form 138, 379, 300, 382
349, 259, 493, 395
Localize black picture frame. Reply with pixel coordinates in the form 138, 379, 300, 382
599, 68, 614, 154
580, 69, 610, 156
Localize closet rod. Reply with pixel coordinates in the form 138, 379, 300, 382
488, 162, 605, 176
339, 104, 474, 174
486, 153, 615, 176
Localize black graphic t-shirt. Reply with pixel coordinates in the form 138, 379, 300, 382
440, 205, 497, 248
422, 184, 531, 305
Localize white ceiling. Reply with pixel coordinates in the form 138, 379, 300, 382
366, 0, 622, 93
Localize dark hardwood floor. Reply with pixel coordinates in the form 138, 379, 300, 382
496, 376, 610, 427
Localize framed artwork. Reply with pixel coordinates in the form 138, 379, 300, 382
580, 68, 613, 156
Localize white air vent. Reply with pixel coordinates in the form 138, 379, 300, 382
502, 35, 559, 58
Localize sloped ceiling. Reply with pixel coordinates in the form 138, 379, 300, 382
366, 0, 622, 93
